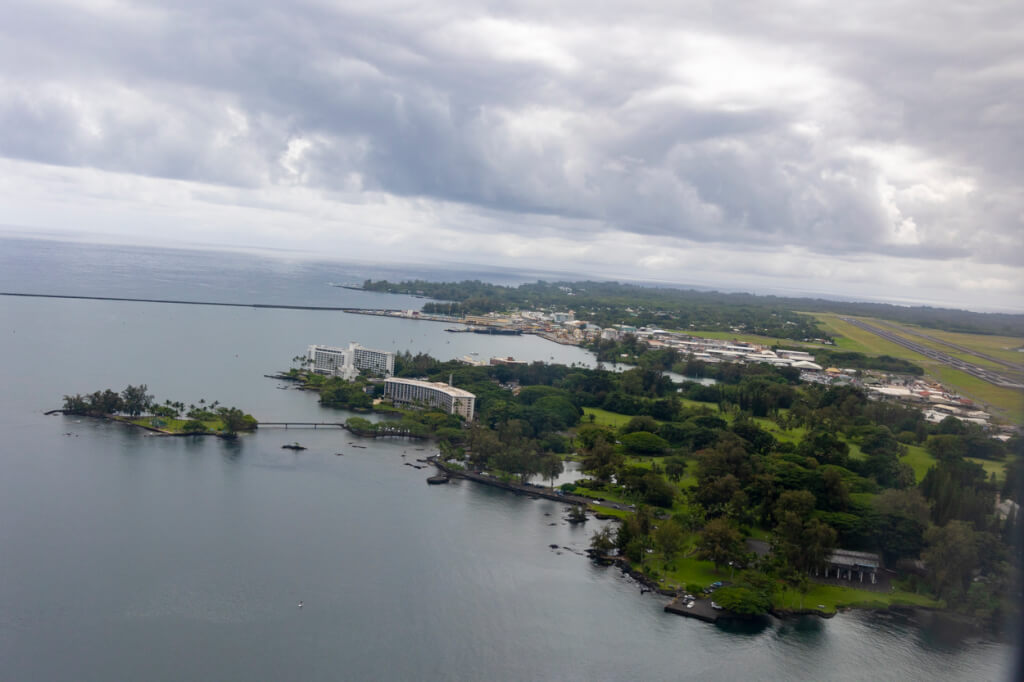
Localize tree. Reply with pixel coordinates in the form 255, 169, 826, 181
922, 520, 979, 601
713, 585, 771, 615
121, 384, 154, 417
621, 415, 660, 435
619, 431, 670, 456
89, 389, 123, 415
581, 441, 623, 483
696, 518, 744, 572
664, 456, 687, 482
774, 512, 836, 576
589, 527, 616, 554
182, 420, 208, 434
820, 468, 850, 511
538, 453, 564, 488
798, 430, 849, 467
774, 489, 815, 522
654, 521, 685, 561
62, 394, 89, 414
217, 407, 257, 434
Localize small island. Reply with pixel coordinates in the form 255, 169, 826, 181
58, 384, 258, 437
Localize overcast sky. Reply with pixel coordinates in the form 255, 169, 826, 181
1, 1, 1021, 310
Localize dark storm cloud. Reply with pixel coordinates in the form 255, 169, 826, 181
0, 0, 1020, 265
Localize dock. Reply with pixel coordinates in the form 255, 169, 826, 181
664, 596, 725, 623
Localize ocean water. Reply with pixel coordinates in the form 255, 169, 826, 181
0, 237, 1014, 681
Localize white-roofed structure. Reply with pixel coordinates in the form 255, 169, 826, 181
384, 377, 476, 421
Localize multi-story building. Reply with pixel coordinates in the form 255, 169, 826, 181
350, 344, 395, 376
384, 377, 475, 421
308, 345, 349, 375
307, 342, 395, 379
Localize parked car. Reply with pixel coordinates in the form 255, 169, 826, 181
711, 601, 723, 610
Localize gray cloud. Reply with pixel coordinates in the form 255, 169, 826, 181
0, 0, 1021, 276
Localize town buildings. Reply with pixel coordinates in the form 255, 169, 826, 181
383, 377, 476, 421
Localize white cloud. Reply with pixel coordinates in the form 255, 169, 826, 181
0, 0, 1021, 311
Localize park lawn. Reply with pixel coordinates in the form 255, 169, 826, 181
647, 554, 724, 593
677, 471, 698, 489
127, 416, 225, 433
965, 457, 1009, 481
774, 583, 941, 615
589, 505, 632, 520
679, 395, 720, 411
574, 484, 635, 507
902, 445, 937, 482
583, 407, 649, 428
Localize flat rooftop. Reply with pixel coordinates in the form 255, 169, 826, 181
384, 377, 476, 399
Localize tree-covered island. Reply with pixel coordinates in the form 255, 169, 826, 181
286, 350, 1021, 630
61, 385, 257, 437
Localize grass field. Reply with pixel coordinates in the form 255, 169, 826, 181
932, 366, 1023, 420
583, 407, 645, 428
907, 327, 1024, 366
810, 314, 923, 359
902, 445, 936, 482
774, 584, 941, 614
965, 456, 1011, 481
126, 416, 226, 433
873, 322, 1011, 372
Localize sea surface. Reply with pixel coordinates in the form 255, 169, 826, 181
0, 237, 1015, 681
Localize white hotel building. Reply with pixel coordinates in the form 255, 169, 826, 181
307, 342, 395, 380
384, 377, 476, 421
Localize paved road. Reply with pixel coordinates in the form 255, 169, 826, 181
841, 317, 1024, 389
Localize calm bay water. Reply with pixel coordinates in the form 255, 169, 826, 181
0, 238, 1014, 681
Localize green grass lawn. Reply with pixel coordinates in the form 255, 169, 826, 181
872, 321, 1012, 372
965, 456, 1010, 481
907, 327, 1024, 366
902, 444, 936, 482
588, 505, 633, 520
646, 554, 723, 592
583, 407, 647, 428
574, 484, 634, 506
680, 398, 721, 411
774, 583, 942, 614
127, 416, 225, 433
